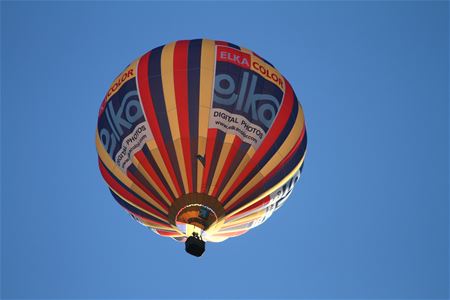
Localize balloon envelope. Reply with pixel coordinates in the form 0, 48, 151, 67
96, 39, 307, 246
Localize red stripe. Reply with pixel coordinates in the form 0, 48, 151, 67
201, 128, 218, 193
227, 126, 305, 213
225, 195, 270, 221
137, 52, 183, 196
211, 136, 242, 197
220, 81, 295, 202
217, 46, 250, 69
134, 151, 174, 204
126, 168, 168, 211
99, 159, 167, 220
126, 209, 169, 228
155, 229, 181, 237
215, 40, 228, 46
173, 40, 193, 192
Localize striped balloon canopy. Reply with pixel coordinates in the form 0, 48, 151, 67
96, 39, 307, 256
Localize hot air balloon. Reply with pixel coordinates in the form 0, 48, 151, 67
96, 39, 307, 257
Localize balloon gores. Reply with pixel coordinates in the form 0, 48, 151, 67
96, 39, 307, 256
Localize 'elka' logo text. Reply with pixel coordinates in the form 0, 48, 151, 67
99, 89, 144, 158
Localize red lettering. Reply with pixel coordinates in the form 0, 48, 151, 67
99, 67, 136, 116
217, 46, 251, 69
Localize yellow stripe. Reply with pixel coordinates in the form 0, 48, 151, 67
141, 221, 176, 231
216, 226, 250, 234
211, 229, 248, 237
208, 134, 234, 194
146, 139, 180, 199
102, 59, 138, 103
204, 216, 226, 236
160, 42, 190, 193
217, 146, 255, 201
132, 157, 172, 206
96, 132, 169, 214
250, 55, 284, 91
224, 201, 267, 223
224, 111, 305, 210
108, 185, 168, 224
221, 210, 265, 229
149, 227, 184, 236
134, 56, 179, 199
197, 39, 216, 192
135, 55, 180, 199
225, 152, 306, 220
239, 46, 253, 54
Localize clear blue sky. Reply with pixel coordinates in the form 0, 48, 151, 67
1, 1, 448, 299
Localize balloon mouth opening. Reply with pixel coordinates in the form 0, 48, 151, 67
168, 193, 225, 235
175, 204, 217, 230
